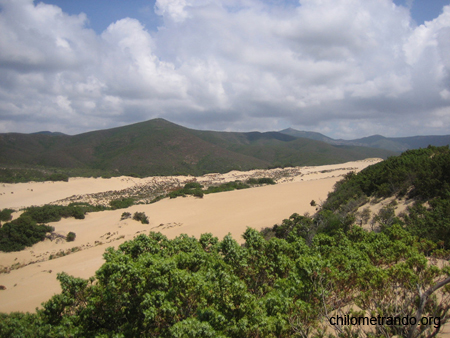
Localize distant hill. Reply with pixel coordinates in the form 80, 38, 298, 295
280, 128, 450, 152
0, 119, 395, 179
31, 131, 67, 136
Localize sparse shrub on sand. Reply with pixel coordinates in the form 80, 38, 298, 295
120, 212, 131, 220
66, 232, 76, 242
133, 212, 149, 224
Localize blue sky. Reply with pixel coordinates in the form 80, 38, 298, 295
40, 0, 450, 34
1, 0, 450, 138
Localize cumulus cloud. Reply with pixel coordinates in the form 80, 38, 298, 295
0, 0, 449, 138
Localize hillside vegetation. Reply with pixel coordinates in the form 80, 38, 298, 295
281, 128, 450, 152
0, 119, 395, 182
1, 147, 449, 337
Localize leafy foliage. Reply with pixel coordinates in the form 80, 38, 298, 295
246, 177, 276, 185
110, 197, 134, 210
0, 208, 14, 223
0, 216, 54, 252
166, 180, 271, 200
324, 146, 450, 213
0, 228, 448, 337
320, 146, 450, 248
0, 203, 105, 252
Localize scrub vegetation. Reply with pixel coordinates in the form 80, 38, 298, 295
0, 146, 449, 337
0, 203, 106, 252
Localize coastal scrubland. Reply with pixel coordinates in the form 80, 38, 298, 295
0, 149, 449, 337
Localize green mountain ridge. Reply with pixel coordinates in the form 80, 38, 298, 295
0, 118, 396, 180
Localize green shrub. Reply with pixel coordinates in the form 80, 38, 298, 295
120, 212, 131, 220
168, 189, 187, 199
184, 182, 203, 189
3, 227, 448, 336
257, 177, 275, 185
133, 212, 149, 224
109, 198, 134, 210
22, 205, 86, 223
66, 232, 76, 242
192, 189, 204, 198
246, 178, 258, 185
0, 208, 14, 223
204, 181, 250, 194
0, 216, 54, 252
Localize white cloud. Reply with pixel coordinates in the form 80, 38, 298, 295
0, 0, 449, 138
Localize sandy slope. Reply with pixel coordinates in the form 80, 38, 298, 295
0, 159, 381, 313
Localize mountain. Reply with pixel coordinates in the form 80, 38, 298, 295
31, 131, 67, 136
279, 128, 450, 152
0, 119, 396, 178
278, 128, 336, 144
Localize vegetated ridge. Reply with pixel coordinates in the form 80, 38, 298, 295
0, 118, 395, 182
0, 147, 449, 337
281, 127, 450, 152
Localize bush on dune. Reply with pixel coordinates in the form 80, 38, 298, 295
0, 216, 53, 252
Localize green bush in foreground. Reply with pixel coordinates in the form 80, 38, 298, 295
1, 226, 448, 337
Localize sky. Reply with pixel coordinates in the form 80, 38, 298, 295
0, 0, 450, 139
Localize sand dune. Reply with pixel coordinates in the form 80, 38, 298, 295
0, 159, 381, 313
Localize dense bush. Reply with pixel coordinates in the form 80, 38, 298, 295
204, 180, 250, 194
66, 232, 76, 242
318, 146, 450, 248
0, 203, 105, 252
183, 182, 203, 189
323, 146, 450, 213
109, 198, 134, 210
0, 208, 13, 223
246, 177, 276, 185
0, 216, 54, 252
1, 227, 448, 337
22, 204, 86, 223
